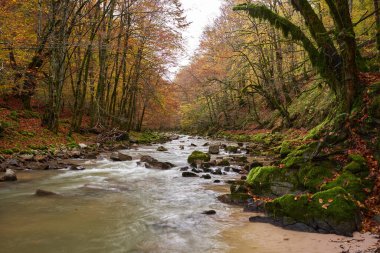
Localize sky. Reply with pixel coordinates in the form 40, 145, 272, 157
169, 0, 223, 77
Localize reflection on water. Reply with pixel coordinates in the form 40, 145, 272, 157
0, 136, 236, 253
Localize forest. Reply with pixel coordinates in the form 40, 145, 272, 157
0, 0, 380, 252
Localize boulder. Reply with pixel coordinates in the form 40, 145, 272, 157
0, 169, 17, 181
19, 154, 34, 161
180, 166, 189, 171
201, 174, 212, 179
78, 143, 88, 149
225, 146, 239, 153
202, 210, 216, 215
68, 150, 81, 158
265, 187, 361, 236
68, 165, 85, 171
157, 146, 168, 152
212, 168, 223, 175
110, 152, 132, 161
140, 155, 175, 170
208, 145, 220, 154
182, 171, 198, 177
179, 145, 185, 150
217, 159, 230, 166
187, 151, 211, 164
35, 189, 58, 197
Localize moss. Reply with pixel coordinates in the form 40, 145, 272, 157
187, 151, 211, 164
19, 130, 36, 137
280, 141, 292, 157
321, 172, 372, 202
343, 154, 369, 177
7, 111, 19, 122
265, 187, 359, 235
225, 146, 239, 153
217, 159, 230, 166
246, 166, 291, 195
304, 117, 330, 140
281, 142, 319, 169
1, 149, 14, 155
28, 145, 48, 151
297, 161, 335, 192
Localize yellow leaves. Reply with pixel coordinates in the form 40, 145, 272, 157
318, 198, 333, 209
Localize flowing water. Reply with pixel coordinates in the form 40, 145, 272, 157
0, 136, 242, 253
0, 135, 377, 253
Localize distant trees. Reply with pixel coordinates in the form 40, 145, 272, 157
0, 0, 187, 132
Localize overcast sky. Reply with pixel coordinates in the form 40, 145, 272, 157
169, 0, 222, 77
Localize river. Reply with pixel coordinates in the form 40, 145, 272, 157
0, 135, 377, 253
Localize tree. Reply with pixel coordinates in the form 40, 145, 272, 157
234, 0, 361, 115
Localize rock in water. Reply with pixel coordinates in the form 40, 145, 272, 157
110, 152, 133, 161
208, 145, 220, 154
201, 174, 212, 179
157, 146, 168, 152
0, 169, 17, 181
202, 210, 216, 215
35, 189, 58, 197
182, 172, 198, 177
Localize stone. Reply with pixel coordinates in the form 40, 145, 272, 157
68, 151, 81, 158
19, 154, 34, 161
78, 143, 88, 149
190, 143, 197, 147
68, 165, 85, 171
203, 142, 209, 146
179, 145, 185, 150
201, 174, 212, 179
202, 210, 216, 215
157, 146, 168, 152
182, 172, 198, 177
214, 180, 221, 183
212, 168, 222, 175
35, 189, 58, 197
208, 145, 220, 155
180, 166, 189, 171
110, 152, 132, 161
187, 151, 211, 164
0, 169, 17, 181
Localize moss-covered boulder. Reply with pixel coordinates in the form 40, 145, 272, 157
321, 171, 372, 202
246, 166, 296, 197
187, 151, 211, 164
225, 146, 239, 153
265, 187, 360, 236
280, 141, 292, 158
343, 154, 369, 177
296, 161, 335, 192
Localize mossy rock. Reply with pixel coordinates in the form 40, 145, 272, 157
369, 94, 380, 119
343, 154, 369, 177
297, 161, 336, 192
281, 142, 319, 169
246, 166, 296, 197
217, 159, 230, 166
280, 141, 292, 158
225, 146, 239, 153
187, 151, 211, 164
265, 187, 360, 236
321, 171, 372, 202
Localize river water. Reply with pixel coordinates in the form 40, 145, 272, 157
0, 136, 242, 253
0, 135, 377, 253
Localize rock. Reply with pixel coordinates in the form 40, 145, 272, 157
179, 145, 185, 150
201, 162, 211, 169
203, 142, 209, 146
140, 155, 156, 163
250, 161, 264, 170
232, 167, 241, 173
140, 155, 174, 170
191, 168, 203, 173
208, 145, 220, 154
78, 143, 88, 149
214, 180, 221, 183
201, 174, 212, 179
110, 152, 132, 161
0, 169, 17, 181
8, 159, 20, 167
68, 150, 81, 158
225, 146, 239, 153
217, 193, 250, 206
68, 165, 85, 171
202, 210, 216, 215
19, 154, 34, 161
83, 152, 98, 159
157, 146, 168, 152
237, 142, 244, 147
217, 159, 230, 166
248, 216, 317, 233
212, 168, 222, 175
223, 167, 231, 172
241, 176, 247, 180
244, 199, 266, 212
190, 143, 197, 147
35, 189, 58, 197
182, 172, 198, 177
27, 162, 49, 170
180, 166, 189, 171
187, 151, 211, 164
265, 187, 361, 236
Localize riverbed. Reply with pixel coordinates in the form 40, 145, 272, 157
0, 135, 378, 253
